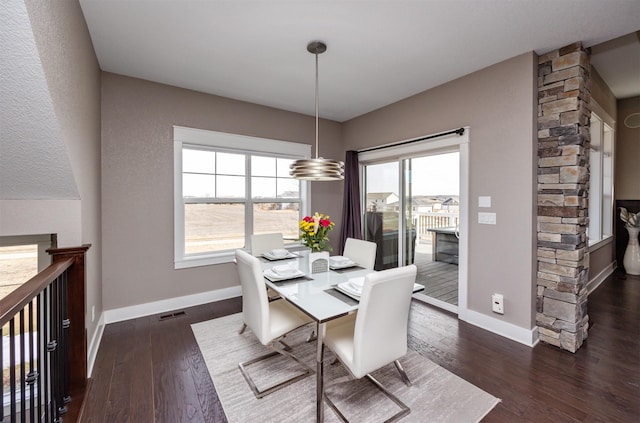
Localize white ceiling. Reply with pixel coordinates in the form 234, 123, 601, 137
79, 0, 640, 122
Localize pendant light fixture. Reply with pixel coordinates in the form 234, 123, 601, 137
290, 41, 344, 181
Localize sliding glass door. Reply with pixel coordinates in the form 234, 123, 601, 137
362, 150, 461, 312
403, 152, 460, 308
363, 161, 402, 270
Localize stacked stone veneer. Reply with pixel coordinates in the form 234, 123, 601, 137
536, 43, 591, 353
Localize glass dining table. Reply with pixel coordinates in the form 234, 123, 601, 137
259, 250, 372, 422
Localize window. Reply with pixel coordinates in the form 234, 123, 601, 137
174, 127, 310, 268
588, 109, 615, 246
0, 234, 53, 299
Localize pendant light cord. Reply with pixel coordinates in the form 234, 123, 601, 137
314, 51, 319, 159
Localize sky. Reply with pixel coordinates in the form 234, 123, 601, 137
366, 152, 460, 196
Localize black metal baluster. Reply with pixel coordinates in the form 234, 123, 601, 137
42, 287, 49, 423
35, 293, 42, 422
19, 309, 26, 423
10, 317, 16, 423
27, 301, 36, 423
61, 271, 70, 410
49, 277, 59, 423
55, 273, 67, 418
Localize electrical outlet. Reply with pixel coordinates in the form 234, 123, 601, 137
91, 305, 95, 322
492, 294, 504, 314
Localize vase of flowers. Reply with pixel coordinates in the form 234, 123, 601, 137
299, 212, 335, 253
620, 207, 640, 275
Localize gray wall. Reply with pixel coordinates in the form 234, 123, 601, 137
23, 1, 103, 345
101, 73, 343, 310
616, 96, 640, 200
342, 53, 538, 331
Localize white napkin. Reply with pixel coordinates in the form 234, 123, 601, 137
269, 248, 289, 258
272, 264, 298, 276
330, 255, 351, 265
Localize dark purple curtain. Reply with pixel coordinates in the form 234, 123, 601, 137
339, 150, 362, 254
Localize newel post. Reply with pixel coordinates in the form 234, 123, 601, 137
47, 244, 91, 392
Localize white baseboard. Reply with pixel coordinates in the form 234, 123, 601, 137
462, 309, 538, 347
587, 261, 616, 294
87, 313, 105, 378
103, 285, 242, 324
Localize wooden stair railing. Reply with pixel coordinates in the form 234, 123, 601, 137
0, 244, 90, 423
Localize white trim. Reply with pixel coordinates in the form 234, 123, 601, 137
462, 309, 539, 347
457, 140, 470, 321
587, 261, 616, 294
588, 234, 613, 251
174, 126, 311, 157
590, 100, 616, 128
174, 139, 185, 265
86, 313, 105, 377
103, 286, 242, 324
358, 129, 469, 163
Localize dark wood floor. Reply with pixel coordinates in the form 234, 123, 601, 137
79, 271, 640, 422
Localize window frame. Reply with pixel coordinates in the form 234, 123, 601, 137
173, 126, 310, 268
588, 103, 616, 249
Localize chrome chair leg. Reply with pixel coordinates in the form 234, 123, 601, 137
238, 323, 247, 335
323, 359, 411, 422
238, 337, 314, 399
394, 359, 412, 387
279, 338, 292, 351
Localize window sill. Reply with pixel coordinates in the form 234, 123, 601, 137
175, 252, 235, 269
588, 235, 613, 253
174, 243, 305, 269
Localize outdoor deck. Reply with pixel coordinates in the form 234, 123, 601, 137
413, 241, 458, 305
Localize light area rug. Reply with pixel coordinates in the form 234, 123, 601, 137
192, 313, 500, 422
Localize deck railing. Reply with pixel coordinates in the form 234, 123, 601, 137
413, 212, 459, 241
0, 245, 89, 423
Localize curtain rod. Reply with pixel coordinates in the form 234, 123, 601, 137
358, 127, 465, 153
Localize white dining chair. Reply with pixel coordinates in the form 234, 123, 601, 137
235, 249, 314, 398
343, 237, 377, 270
238, 233, 286, 334
250, 233, 285, 256
323, 264, 417, 421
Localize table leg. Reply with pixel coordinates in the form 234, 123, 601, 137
316, 321, 325, 422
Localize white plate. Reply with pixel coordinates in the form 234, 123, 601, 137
337, 277, 365, 297
263, 268, 305, 281
262, 251, 296, 260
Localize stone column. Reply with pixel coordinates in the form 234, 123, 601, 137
536, 42, 591, 353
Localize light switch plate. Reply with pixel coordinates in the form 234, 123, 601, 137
478, 212, 496, 225
478, 196, 491, 208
